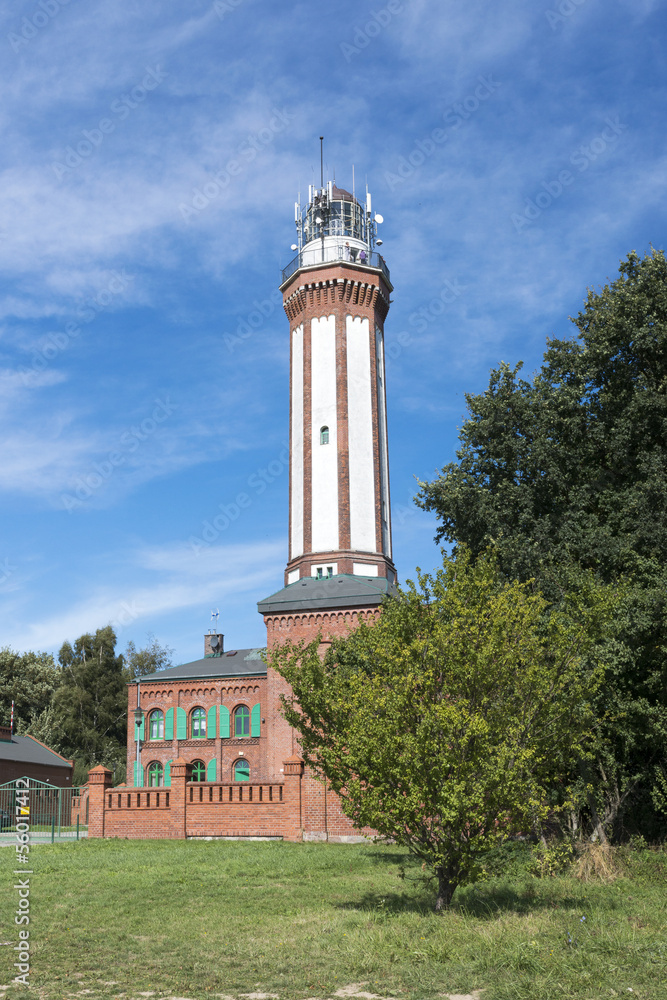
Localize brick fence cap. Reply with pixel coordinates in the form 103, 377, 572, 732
283, 755, 304, 764
171, 757, 190, 766
88, 764, 112, 775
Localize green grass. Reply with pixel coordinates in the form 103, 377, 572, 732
1, 839, 666, 999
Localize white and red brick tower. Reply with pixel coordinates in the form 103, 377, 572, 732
259, 176, 397, 788
282, 181, 396, 586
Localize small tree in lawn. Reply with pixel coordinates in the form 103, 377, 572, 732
271, 549, 610, 910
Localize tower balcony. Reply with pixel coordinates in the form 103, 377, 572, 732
281, 245, 391, 288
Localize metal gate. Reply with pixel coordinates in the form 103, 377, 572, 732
0, 777, 88, 842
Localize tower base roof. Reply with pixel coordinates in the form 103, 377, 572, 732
258, 574, 396, 615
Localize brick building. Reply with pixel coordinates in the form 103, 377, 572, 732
0, 726, 73, 786
94, 175, 396, 841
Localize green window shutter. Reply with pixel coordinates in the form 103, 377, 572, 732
251, 703, 261, 737
176, 707, 187, 740
220, 705, 230, 739
165, 707, 174, 740
134, 714, 145, 742
207, 705, 217, 739
164, 759, 172, 787
133, 761, 144, 787
207, 758, 217, 781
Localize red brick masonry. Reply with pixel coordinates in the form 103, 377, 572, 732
88, 755, 374, 842
91, 756, 310, 842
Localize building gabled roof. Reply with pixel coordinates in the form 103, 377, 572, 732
138, 647, 267, 683
0, 734, 73, 769
257, 574, 396, 614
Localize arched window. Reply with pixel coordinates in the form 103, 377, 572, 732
320, 426, 329, 445
234, 758, 250, 782
149, 710, 164, 740
234, 705, 250, 737
191, 760, 206, 782
191, 707, 206, 739
147, 762, 164, 787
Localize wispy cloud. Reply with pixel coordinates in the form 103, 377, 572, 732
3, 538, 283, 654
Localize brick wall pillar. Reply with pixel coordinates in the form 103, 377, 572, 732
169, 757, 193, 839
87, 765, 112, 838
282, 755, 304, 842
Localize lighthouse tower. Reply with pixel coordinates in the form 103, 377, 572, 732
282, 180, 395, 586
258, 174, 397, 781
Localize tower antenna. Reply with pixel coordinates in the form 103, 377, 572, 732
320, 136, 324, 188
352, 164, 355, 202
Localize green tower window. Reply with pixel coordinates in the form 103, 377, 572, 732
234, 705, 250, 737
191, 760, 206, 782
147, 762, 164, 787
191, 707, 206, 739
320, 426, 329, 445
149, 710, 164, 740
234, 759, 250, 782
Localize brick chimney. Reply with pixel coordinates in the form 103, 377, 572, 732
204, 633, 224, 657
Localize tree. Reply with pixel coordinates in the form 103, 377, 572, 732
416, 249, 667, 838
272, 550, 608, 909
123, 634, 173, 679
53, 626, 127, 772
0, 648, 60, 732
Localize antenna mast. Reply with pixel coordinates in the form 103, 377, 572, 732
320, 136, 324, 188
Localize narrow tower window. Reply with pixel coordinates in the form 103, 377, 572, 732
320, 426, 329, 445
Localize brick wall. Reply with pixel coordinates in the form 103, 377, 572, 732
0, 759, 73, 786
264, 605, 382, 841
126, 674, 268, 784
88, 757, 305, 842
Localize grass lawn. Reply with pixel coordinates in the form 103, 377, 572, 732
1, 838, 665, 1000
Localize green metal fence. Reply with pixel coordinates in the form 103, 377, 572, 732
0, 777, 88, 842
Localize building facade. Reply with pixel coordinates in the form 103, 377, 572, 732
99, 177, 395, 841
0, 726, 74, 786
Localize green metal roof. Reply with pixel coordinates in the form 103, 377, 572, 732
257, 574, 395, 614
138, 647, 267, 683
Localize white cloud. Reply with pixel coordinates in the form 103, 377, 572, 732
2, 538, 284, 654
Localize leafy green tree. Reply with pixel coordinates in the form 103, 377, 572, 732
123, 634, 173, 679
15, 705, 66, 753
54, 626, 127, 770
272, 550, 609, 909
416, 249, 667, 838
0, 648, 60, 732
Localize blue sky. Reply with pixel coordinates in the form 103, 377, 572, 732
1, 0, 665, 667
